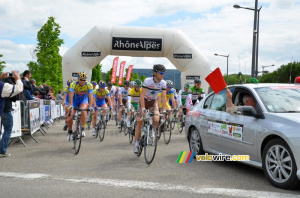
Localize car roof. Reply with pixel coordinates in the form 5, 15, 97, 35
228, 83, 300, 89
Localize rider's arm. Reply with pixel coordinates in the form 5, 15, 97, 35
171, 96, 176, 109
157, 94, 162, 109
88, 93, 93, 108
161, 89, 167, 111
107, 96, 112, 109
62, 93, 67, 105
68, 92, 74, 107
140, 88, 147, 109
128, 96, 132, 109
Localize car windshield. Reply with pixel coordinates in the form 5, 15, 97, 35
255, 86, 300, 113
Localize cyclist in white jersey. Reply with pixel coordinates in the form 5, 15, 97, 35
117, 81, 131, 128
134, 64, 167, 154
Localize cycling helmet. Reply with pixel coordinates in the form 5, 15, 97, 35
294, 76, 300, 84
130, 81, 135, 86
124, 80, 130, 86
153, 64, 166, 73
91, 81, 97, 86
78, 71, 88, 80
107, 82, 113, 87
98, 80, 106, 88
184, 83, 190, 89
248, 77, 259, 84
67, 79, 73, 87
134, 79, 142, 88
166, 80, 173, 87
194, 78, 201, 84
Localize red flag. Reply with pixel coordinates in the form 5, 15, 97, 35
118, 61, 126, 85
111, 57, 119, 83
205, 67, 227, 94
126, 65, 134, 81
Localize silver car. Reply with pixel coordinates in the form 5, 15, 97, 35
185, 83, 300, 189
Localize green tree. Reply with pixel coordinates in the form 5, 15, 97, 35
0, 54, 6, 73
28, 16, 64, 93
91, 63, 102, 82
105, 68, 112, 83
139, 74, 146, 82
131, 72, 139, 81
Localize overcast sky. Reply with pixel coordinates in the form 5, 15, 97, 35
0, 0, 299, 75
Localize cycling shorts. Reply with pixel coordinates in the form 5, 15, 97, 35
73, 97, 89, 108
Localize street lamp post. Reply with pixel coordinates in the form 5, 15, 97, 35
214, 53, 229, 84
262, 64, 275, 74
234, 1, 262, 78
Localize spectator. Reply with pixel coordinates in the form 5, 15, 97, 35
56, 90, 63, 100
38, 84, 47, 99
33, 91, 40, 99
0, 71, 24, 158
30, 79, 40, 94
22, 70, 34, 100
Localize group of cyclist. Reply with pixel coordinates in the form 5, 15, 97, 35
61, 64, 205, 154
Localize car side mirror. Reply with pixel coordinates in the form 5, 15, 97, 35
237, 106, 263, 119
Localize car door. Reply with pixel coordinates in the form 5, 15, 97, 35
200, 88, 235, 152
219, 88, 262, 161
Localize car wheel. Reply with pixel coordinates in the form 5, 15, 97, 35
262, 138, 300, 189
189, 127, 204, 155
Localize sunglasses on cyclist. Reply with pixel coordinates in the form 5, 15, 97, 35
79, 79, 86, 81
158, 71, 165, 75
167, 86, 172, 89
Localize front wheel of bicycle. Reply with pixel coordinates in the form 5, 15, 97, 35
73, 122, 82, 155
144, 125, 157, 164
128, 128, 134, 144
177, 120, 184, 133
99, 119, 106, 142
164, 119, 172, 144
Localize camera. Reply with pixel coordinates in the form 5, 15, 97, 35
7, 73, 13, 77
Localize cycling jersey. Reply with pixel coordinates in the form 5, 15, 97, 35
189, 86, 204, 101
143, 77, 166, 101
69, 81, 93, 100
94, 88, 110, 107
179, 90, 191, 106
107, 86, 115, 98
157, 89, 174, 108
128, 88, 142, 103
118, 87, 130, 100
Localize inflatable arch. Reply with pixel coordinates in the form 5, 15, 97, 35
62, 26, 211, 92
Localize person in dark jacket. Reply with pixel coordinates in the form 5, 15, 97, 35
0, 71, 24, 158
22, 70, 33, 100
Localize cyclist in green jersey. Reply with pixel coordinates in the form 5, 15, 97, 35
178, 83, 192, 121
189, 78, 205, 105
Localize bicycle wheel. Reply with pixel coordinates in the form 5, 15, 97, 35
128, 128, 133, 144
144, 125, 157, 164
118, 122, 122, 133
157, 123, 162, 141
73, 122, 82, 155
99, 119, 106, 142
164, 118, 172, 144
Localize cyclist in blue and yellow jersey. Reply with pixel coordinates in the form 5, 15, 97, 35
117, 80, 131, 129
157, 80, 176, 112
127, 79, 142, 127
91, 80, 112, 136
67, 71, 94, 141
62, 79, 73, 131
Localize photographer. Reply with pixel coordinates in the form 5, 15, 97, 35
0, 71, 24, 158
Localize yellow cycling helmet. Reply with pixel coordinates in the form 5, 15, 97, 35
78, 71, 88, 80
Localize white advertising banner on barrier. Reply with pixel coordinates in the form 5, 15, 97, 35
51, 100, 56, 120
10, 101, 22, 138
56, 105, 60, 118
29, 101, 40, 135
39, 99, 45, 125
60, 104, 65, 117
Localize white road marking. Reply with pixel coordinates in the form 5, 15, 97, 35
0, 172, 298, 197
65, 178, 299, 198
0, 172, 49, 179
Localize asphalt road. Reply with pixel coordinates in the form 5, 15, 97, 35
0, 119, 300, 198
